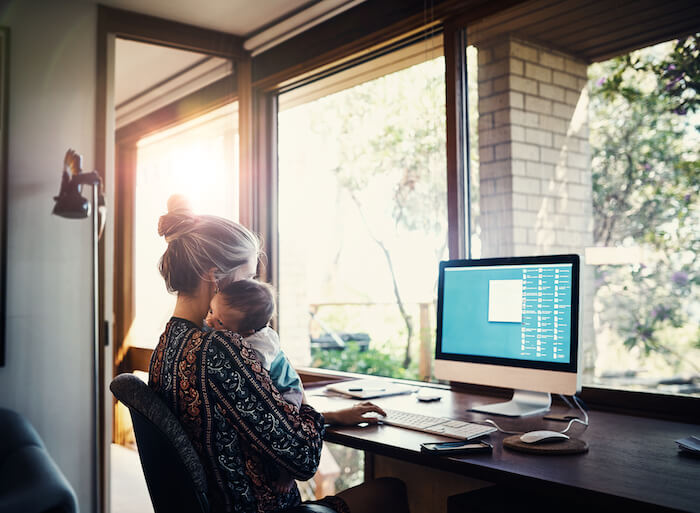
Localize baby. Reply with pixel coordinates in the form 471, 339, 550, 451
205, 279, 303, 493
205, 278, 304, 409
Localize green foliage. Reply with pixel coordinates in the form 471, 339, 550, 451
311, 344, 420, 381
589, 35, 700, 374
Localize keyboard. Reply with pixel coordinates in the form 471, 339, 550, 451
376, 408, 496, 440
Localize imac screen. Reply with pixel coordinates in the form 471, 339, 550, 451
440, 262, 574, 365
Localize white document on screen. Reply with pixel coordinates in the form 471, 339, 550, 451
488, 279, 523, 323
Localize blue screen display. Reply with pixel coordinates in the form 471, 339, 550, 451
441, 264, 573, 364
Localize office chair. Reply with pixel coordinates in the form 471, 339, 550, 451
110, 373, 210, 513
111, 373, 336, 513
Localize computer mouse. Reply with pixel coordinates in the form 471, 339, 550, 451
416, 388, 442, 402
519, 430, 570, 444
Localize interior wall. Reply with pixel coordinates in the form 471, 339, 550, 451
0, 1, 98, 511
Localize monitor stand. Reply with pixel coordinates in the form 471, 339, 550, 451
470, 390, 551, 417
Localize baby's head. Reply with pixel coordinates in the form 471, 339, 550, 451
206, 279, 275, 335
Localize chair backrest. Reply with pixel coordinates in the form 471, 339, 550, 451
110, 373, 209, 513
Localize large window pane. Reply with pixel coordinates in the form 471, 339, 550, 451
130, 104, 239, 349
587, 37, 699, 395
466, 14, 699, 396
278, 40, 446, 381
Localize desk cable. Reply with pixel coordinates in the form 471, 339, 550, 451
480, 395, 589, 435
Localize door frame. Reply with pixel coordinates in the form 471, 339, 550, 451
96, 7, 247, 511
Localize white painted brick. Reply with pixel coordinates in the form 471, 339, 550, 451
512, 176, 540, 194
480, 92, 510, 113
567, 151, 589, 169
493, 76, 509, 93
511, 125, 526, 142
539, 114, 567, 134
480, 178, 497, 196
578, 78, 589, 89
480, 161, 510, 179
568, 215, 589, 231
495, 176, 514, 193
494, 143, 511, 160
510, 109, 540, 128
512, 142, 540, 161
581, 170, 592, 185
565, 89, 583, 106
525, 127, 553, 146
479, 80, 494, 97
552, 70, 578, 89
512, 210, 539, 226
525, 62, 552, 81
556, 231, 581, 246
478, 113, 494, 131
527, 195, 544, 211
480, 145, 495, 163
564, 58, 588, 77
509, 57, 524, 76
510, 40, 538, 63
514, 227, 528, 243
512, 193, 529, 209
510, 91, 524, 109
512, 159, 526, 175
481, 126, 511, 146
568, 183, 590, 200
525, 95, 552, 115
493, 109, 510, 127
481, 193, 510, 213
535, 229, 557, 246
539, 83, 566, 102
481, 59, 509, 81
553, 102, 575, 119
541, 147, 563, 165
539, 52, 565, 71
478, 47, 493, 66
545, 177, 567, 196
525, 161, 555, 179
492, 41, 510, 60
510, 75, 538, 94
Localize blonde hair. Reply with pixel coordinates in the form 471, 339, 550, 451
158, 195, 260, 295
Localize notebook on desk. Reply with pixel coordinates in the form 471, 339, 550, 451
326, 379, 415, 399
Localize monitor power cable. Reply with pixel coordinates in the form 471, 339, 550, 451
479, 395, 589, 435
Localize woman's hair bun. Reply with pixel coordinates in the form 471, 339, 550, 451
158, 194, 196, 242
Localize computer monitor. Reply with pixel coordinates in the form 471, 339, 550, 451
434, 254, 580, 417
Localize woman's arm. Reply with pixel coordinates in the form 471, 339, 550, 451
205, 332, 324, 481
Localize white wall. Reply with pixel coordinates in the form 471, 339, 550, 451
0, 1, 98, 511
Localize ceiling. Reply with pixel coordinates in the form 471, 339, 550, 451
97, 0, 315, 37
468, 0, 700, 63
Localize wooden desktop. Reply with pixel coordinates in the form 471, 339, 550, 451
306, 384, 699, 512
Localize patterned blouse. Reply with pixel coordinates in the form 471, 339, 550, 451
149, 317, 348, 513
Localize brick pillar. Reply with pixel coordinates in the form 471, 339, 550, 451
476, 36, 595, 374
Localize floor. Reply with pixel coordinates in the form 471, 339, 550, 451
110, 444, 153, 513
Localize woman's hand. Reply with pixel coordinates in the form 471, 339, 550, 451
323, 402, 387, 426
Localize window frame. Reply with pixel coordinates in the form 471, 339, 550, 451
251, 4, 699, 422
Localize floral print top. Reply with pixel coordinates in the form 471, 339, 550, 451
149, 317, 331, 513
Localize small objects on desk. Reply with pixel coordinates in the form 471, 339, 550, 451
504, 434, 588, 455
675, 436, 700, 456
543, 412, 581, 422
416, 388, 442, 402
520, 430, 570, 444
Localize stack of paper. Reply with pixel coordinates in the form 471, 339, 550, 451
675, 435, 700, 455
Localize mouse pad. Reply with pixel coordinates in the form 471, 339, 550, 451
503, 435, 589, 455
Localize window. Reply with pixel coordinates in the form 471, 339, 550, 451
586, 37, 699, 395
129, 104, 239, 349
464, 17, 699, 396
277, 38, 446, 381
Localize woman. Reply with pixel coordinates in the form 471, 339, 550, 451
148, 196, 409, 513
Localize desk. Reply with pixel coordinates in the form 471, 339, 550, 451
307, 385, 699, 512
